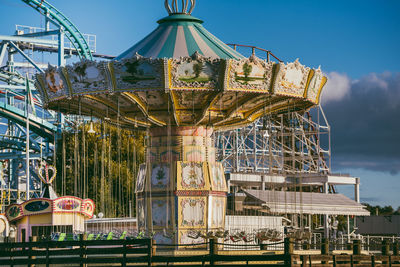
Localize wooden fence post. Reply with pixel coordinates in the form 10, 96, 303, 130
284, 237, 294, 266
79, 233, 87, 267
209, 237, 217, 266
382, 240, 389, 265
353, 239, 361, 264
321, 238, 329, 265
45, 240, 49, 267
148, 239, 153, 267
28, 236, 37, 267
122, 239, 127, 267
393, 241, 399, 256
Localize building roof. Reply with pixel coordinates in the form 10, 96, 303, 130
243, 189, 370, 216
115, 14, 244, 60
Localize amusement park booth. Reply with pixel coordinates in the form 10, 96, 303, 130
4, 165, 95, 242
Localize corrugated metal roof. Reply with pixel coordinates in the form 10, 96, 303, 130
116, 14, 243, 60
243, 189, 370, 216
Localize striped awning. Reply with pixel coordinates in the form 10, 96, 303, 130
116, 14, 243, 60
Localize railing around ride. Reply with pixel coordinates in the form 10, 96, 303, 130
1, 235, 400, 266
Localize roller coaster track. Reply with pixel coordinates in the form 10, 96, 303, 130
20, 0, 93, 60
0, 0, 93, 145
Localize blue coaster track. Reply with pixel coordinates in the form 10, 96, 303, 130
0, 0, 93, 206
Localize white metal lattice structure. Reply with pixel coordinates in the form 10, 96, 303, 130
214, 106, 331, 175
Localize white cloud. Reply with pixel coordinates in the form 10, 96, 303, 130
321, 72, 351, 103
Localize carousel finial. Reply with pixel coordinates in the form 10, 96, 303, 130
165, 0, 196, 15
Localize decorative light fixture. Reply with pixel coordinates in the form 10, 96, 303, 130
88, 110, 96, 134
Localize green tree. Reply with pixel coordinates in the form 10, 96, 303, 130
193, 62, 204, 78
55, 121, 145, 218
243, 63, 252, 79
125, 61, 139, 76
74, 63, 87, 82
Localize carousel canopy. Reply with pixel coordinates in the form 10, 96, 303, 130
116, 14, 243, 60
35, 0, 327, 131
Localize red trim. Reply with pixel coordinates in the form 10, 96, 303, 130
175, 190, 227, 196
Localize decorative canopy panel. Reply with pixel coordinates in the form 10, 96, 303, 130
36, 53, 326, 131
35, 2, 327, 131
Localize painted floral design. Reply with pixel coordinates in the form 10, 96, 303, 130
181, 162, 205, 189
8, 206, 20, 218
180, 198, 205, 227
151, 164, 169, 189
57, 199, 79, 210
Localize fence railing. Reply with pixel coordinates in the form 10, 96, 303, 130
1, 236, 400, 266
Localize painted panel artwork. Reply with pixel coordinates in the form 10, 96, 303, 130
274, 59, 310, 97
56, 198, 80, 211
209, 163, 227, 192
65, 60, 109, 95
228, 56, 274, 91
210, 197, 225, 228
180, 198, 206, 227
151, 199, 172, 227
160, 148, 181, 162
180, 162, 205, 189
137, 198, 146, 230
183, 146, 205, 162
41, 65, 67, 101
151, 164, 170, 189
306, 68, 326, 104
112, 56, 164, 91
170, 53, 220, 90
6, 205, 21, 221
81, 199, 95, 218
136, 164, 147, 193
24, 200, 50, 213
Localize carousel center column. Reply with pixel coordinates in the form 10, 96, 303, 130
135, 126, 228, 246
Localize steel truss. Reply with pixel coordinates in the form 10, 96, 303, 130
0, 0, 99, 210
215, 106, 331, 175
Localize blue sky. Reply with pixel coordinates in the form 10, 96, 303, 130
1, 0, 400, 207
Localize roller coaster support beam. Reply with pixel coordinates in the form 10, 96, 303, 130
0, 35, 58, 46
8, 41, 44, 73
0, 43, 7, 65
25, 76, 31, 200
58, 28, 65, 66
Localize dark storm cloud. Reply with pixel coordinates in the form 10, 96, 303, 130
322, 72, 400, 174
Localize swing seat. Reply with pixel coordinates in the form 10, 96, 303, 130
58, 233, 66, 241
87, 233, 95, 240
105, 232, 113, 240
119, 231, 127, 240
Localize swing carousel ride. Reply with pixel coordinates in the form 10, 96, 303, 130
34, 0, 332, 246
2, 0, 370, 247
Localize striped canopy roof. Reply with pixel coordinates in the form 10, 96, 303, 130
116, 14, 243, 60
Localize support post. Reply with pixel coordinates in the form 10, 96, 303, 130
393, 241, 399, 256
122, 239, 127, 267
382, 240, 390, 264
25, 87, 30, 201
323, 182, 329, 239
58, 28, 65, 67
321, 238, 329, 265
353, 239, 361, 255
284, 237, 294, 266
209, 237, 217, 265
79, 233, 86, 267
